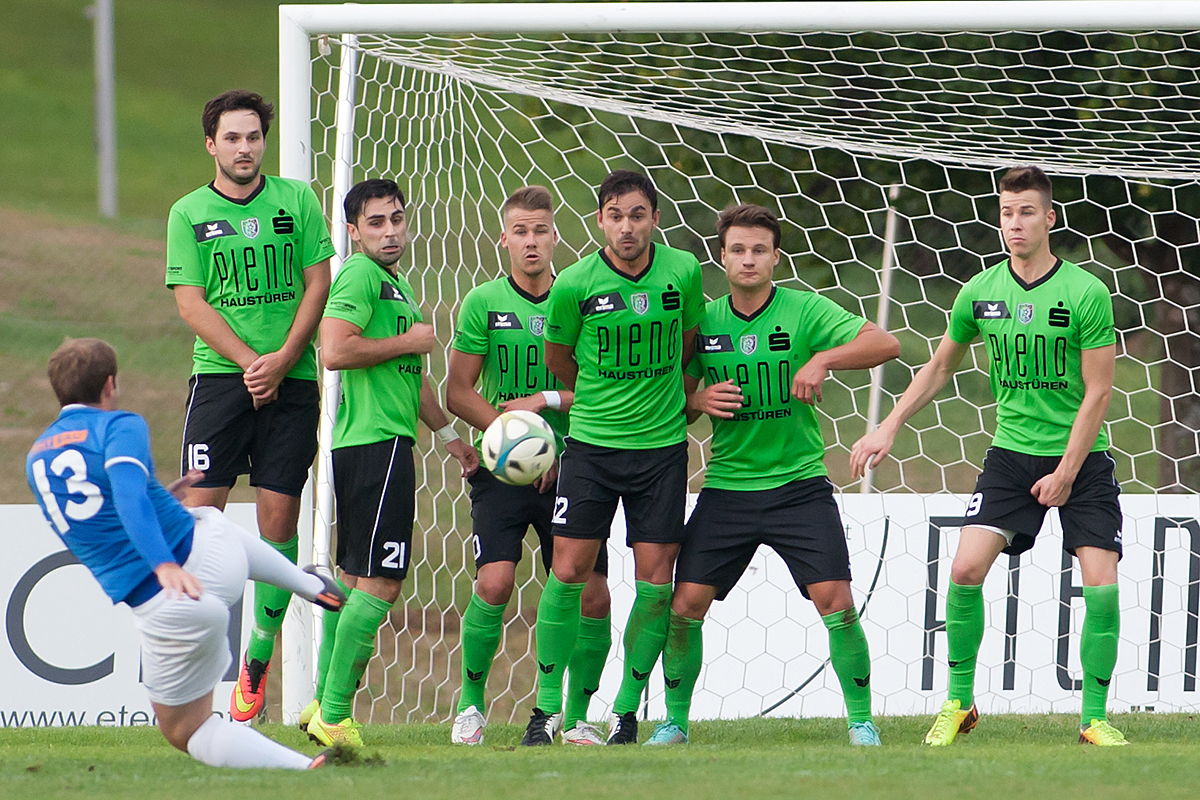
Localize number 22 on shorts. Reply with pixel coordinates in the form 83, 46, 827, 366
551, 496, 568, 525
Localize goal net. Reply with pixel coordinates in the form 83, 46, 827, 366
279, 3, 1200, 724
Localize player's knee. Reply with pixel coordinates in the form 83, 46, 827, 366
671, 585, 712, 620
949, 560, 988, 587
580, 582, 611, 618
475, 573, 514, 606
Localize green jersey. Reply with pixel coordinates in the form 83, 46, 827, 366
545, 244, 705, 449
166, 176, 335, 380
686, 287, 865, 491
451, 276, 568, 454
323, 253, 424, 449
947, 258, 1116, 456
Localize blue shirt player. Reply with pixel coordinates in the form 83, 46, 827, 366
26, 338, 348, 770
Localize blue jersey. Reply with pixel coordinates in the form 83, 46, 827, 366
26, 405, 195, 605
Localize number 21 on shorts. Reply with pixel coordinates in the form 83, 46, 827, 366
382, 541, 407, 569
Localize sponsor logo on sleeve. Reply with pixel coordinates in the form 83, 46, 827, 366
972, 300, 1011, 320
580, 294, 628, 315
631, 292, 650, 315
700, 334, 735, 353
192, 220, 235, 241
1017, 302, 1034, 324
272, 209, 295, 235
240, 218, 260, 239
487, 311, 523, 330
327, 300, 357, 313
380, 283, 409, 303
1049, 303, 1071, 328
528, 315, 546, 336
740, 334, 758, 355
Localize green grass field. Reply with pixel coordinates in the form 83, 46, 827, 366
2, 715, 1198, 799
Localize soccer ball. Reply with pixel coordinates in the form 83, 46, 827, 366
480, 410, 558, 486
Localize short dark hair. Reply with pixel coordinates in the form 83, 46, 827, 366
716, 204, 782, 250
47, 338, 118, 407
344, 179, 406, 225
998, 165, 1053, 208
597, 169, 658, 213
501, 185, 554, 220
202, 90, 274, 141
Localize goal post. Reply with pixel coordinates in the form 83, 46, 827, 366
278, 2, 1200, 725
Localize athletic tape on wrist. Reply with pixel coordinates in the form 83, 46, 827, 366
542, 390, 562, 410
435, 424, 459, 444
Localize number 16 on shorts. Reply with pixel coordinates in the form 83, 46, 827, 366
187, 443, 210, 471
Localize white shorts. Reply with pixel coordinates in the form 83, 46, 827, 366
130, 507, 250, 706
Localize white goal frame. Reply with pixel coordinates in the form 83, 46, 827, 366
276, 1, 1200, 724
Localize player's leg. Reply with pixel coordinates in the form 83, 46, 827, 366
235, 379, 320, 720
562, 567, 612, 744
455, 470, 528, 744
310, 436, 414, 748
648, 581, 715, 746
180, 374, 254, 511
524, 439, 618, 746
608, 442, 689, 744
134, 522, 320, 770
807, 581, 878, 745
1062, 451, 1126, 745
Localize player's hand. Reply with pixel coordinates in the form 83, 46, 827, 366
446, 437, 480, 477
398, 323, 438, 355
1031, 469, 1075, 507
251, 388, 279, 410
850, 427, 896, 480
687, 379, 743, 419
536, 459, 559, 494
792, 357, 829, 405
166, 469, 205, 501
244, 351, 291, 401
154, 562, 204, 600
500, 393, 547, 414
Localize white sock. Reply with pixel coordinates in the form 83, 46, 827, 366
186, 715, 314, 770
228, 524, 325, 601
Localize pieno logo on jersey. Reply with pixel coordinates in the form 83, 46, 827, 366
192, 220, 236, 241
581, 294, 628, 315
701, 334, 735, 353
973, 300, 1011, 319
487, 311, 523, 330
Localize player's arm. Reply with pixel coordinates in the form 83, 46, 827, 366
544, 341, 578, 391
173, 285, 260, 371
419, 374, 479, 477
793, 321, 900, 405
243, 259, 332, 402
1030, 344, 1115, 507
681, 325, 699, 368
684, 373, 742, 424
108, 461, 203, 600
320, 317, 436, 370
499, 390, 574, 414
849, 331, 971, 479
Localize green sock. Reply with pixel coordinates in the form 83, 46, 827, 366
319, 589, 392, 724
823, 607, 873, 724
945, 580, 985, 708
662, 612, 703, 733
1080, 583, 1120, 726
563, 614, 612, 730
613, 581, 673, 714
458, 593, 507, 714
314, 576, 349, 700
246, 535, 299, 664
533, 574, 585, 714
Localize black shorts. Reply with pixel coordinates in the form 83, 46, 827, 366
551, 439, 688, 545
675, 477, 851, 601
333, 437, 416, 580
181, 374, 319, 496
964, 447, 1123, 558
468, 468, 608, 576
